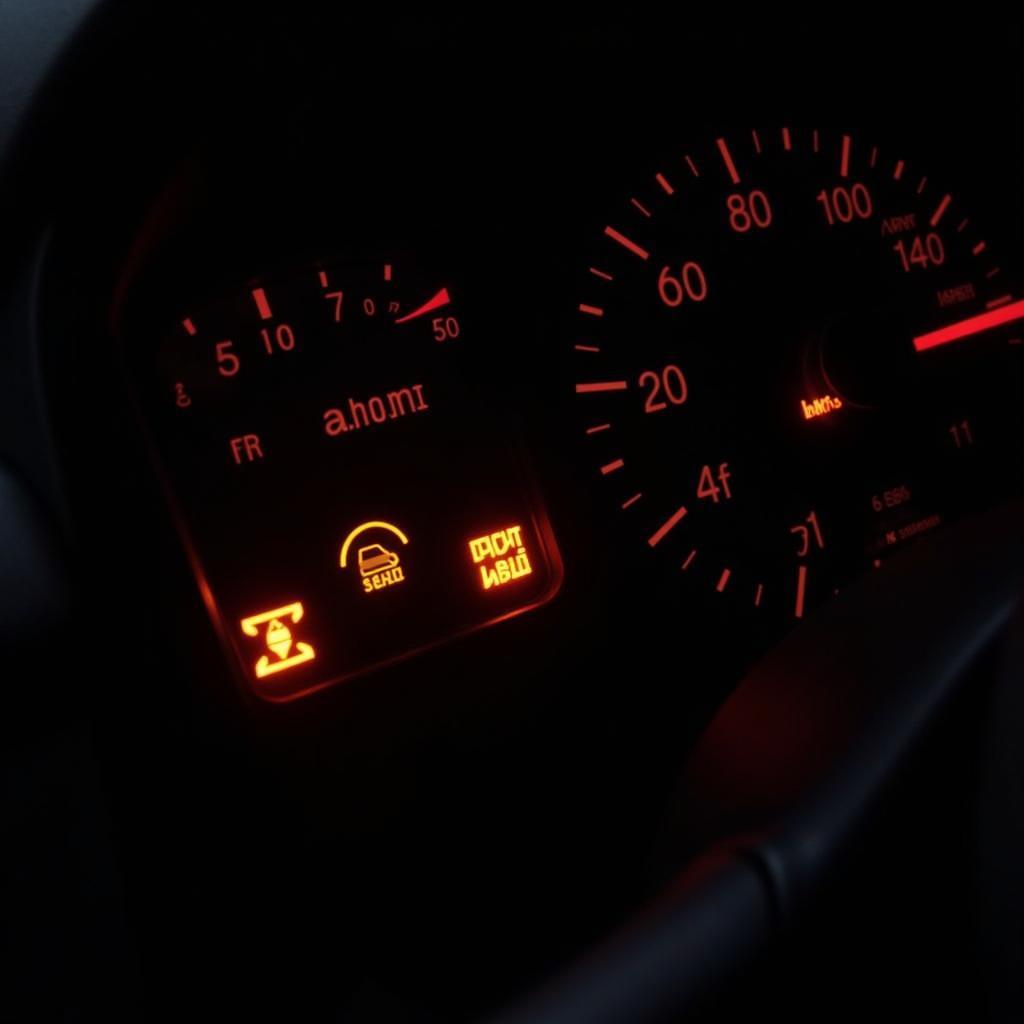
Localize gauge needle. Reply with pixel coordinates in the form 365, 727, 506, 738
912, 297, 1024, 352
394, 287, 451, 324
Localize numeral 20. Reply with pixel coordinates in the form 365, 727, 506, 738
640, 365, 688, 413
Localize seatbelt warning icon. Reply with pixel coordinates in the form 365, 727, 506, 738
240, 602, 316, 679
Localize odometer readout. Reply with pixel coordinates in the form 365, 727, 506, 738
130, 260, 562, 701
574, 126, 1021, 639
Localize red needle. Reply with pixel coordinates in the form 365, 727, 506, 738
394, 287, 451, 324
913, 298, 1024, 352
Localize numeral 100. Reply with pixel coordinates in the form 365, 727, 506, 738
816, 183, 873, 225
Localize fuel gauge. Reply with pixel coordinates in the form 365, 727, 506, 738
127, 258, 562, 702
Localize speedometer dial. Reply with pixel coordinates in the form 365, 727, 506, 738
574, 126, 1022, 638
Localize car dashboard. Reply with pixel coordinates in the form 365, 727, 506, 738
2, 8, 1022, 1022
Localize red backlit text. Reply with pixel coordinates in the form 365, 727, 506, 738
936, 282, 976, 308
880, 213, 916, 236
230, 434, 264, 464
323, 383, 429, 436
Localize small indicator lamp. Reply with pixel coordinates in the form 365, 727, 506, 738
800, 394, 843, 420
340, 521, 410, 595
468, 525, 534, 590
239, 602, 316, 679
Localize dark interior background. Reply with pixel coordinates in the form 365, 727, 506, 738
1, 9, 1020, 1021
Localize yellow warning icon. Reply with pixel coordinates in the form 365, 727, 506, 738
240, 602, 316, 679
340, 521, 410, 595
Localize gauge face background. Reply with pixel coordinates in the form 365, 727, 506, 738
574, 126, 1022, 639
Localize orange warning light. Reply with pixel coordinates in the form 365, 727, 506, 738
240, 602, 316, 679
800, 394, 843, 420
340, 520, 410, 595
468, 526, 534, 590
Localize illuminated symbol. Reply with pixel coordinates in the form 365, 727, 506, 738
174, 382, 192, 409
358, 543, 400, 576
801, 394, 843, 420
340, 521, 409, 594
468, 526, 533, 590
230, 434, 264, 464
240, 603, 316, 679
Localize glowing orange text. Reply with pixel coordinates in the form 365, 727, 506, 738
801, 394, 843, 420
469, 526, 533, 590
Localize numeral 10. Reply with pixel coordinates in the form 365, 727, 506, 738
261, 324, 297, 354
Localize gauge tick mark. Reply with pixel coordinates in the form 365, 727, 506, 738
715, 137, 741, 184
648, 506, 688, 548
251, 288, 273, 320
930, 194, 952, 227
576, 381, 628, 394
604, 225, 650, 261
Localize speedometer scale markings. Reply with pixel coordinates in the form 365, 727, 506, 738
574, 125, 1022, 638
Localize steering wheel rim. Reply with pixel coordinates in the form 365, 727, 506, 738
491, 501, 1023, 1023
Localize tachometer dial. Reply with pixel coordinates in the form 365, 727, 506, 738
127, 258, 562, 702
573, 127, 1021, 639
